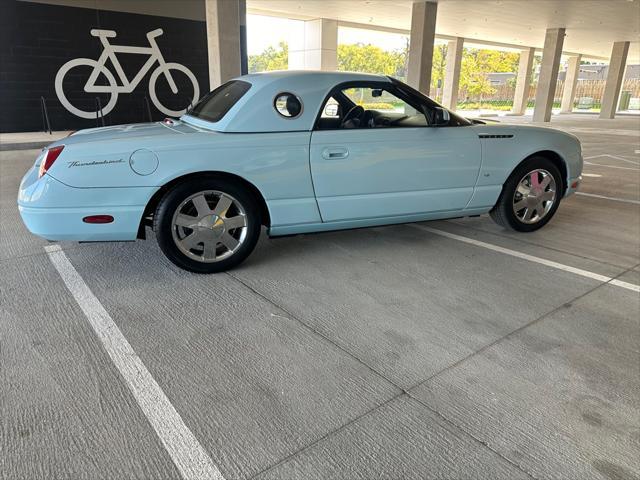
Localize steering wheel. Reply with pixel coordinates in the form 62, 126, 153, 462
361, 109, 376, 128
340, 105, 365, 128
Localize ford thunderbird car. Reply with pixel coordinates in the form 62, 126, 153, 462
19, 71, 582, 273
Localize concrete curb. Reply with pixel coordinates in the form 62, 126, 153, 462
0, 141, 51, 152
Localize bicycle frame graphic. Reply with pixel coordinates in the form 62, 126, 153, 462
55, 28, 200, 119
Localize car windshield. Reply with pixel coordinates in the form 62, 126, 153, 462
188, 80, 251, 123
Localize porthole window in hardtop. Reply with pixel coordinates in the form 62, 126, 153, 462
274, 92, 303, 118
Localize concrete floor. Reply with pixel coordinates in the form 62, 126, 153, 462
1, 114, 638, 480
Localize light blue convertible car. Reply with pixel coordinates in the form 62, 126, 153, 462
19, 71, 582, 273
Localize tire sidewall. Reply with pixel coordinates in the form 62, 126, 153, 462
154, 177, 261, 273
497, 157, 563, 232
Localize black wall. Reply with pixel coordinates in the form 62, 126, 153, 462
0, 0, 209, 133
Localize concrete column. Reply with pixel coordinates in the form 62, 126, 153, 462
511, 47, 535, 115
533, 28, 565, 122
600, 41, 630, 119
239, 0, 248, 75
288, 19, 338, 71
560, 55, 582, 113
406, 1, 438, 95
205, 0, 243, 89
441, 37, 464, 110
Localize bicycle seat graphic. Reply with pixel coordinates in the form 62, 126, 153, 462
55, 28, 200, 119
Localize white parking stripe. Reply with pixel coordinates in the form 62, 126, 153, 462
44, 244, 225, 480
584, 154, 640, 166
584, 161, 639, 171
576, 192, 640, 205
410, 225, 640, 293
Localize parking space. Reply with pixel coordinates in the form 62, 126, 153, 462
1, 114, 639, 479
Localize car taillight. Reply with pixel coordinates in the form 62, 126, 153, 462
38, 145, 64, 178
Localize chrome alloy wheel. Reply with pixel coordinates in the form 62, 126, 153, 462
171, 190, 248, 263
512, 169, 557, 225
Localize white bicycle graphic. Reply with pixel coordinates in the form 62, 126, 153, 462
55, 28, 200, 119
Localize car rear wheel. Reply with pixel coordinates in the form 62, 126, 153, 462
154, 177, 261, 273
490, 156, 562, 232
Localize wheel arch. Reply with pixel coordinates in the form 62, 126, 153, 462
138, 171, 271, 239
513, 150, 568, 194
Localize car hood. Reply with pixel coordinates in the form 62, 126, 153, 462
50, 121, 200, 147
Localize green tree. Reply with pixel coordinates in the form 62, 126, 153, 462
460, 50, 496, 99
337, 43, 406, 77
430, 44, 447, 99
248, 41, 288, 73
460, 48, 521, 101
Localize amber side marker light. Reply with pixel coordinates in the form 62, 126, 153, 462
82, 215, 114, 224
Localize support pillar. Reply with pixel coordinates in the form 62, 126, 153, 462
239, 0, 248, 75
406, 1, 438, 96
533, 28, 565, 122
442, 37, 463, 110
511, 47, 535, 115
205, 0, 243, 89
288, 18, 338, 71
600, 41, 630, 119
560, 55, 581, 113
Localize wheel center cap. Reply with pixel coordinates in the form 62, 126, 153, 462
198, 214, 225, 237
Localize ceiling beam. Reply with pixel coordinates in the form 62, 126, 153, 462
247, 9, 611, 61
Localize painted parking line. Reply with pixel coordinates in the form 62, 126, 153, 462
44, 244, 225, 480
584, 161, 639, 171
584, 154, 640, 166
410, 225, 640, 293
575, 191, 640, 205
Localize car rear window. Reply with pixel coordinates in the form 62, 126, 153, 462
188, 80, 251, 122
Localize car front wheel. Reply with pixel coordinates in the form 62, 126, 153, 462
154, 177, 261, 273
490, 156, 562, 232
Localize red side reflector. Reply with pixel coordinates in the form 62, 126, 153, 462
38, 145, 65, 178
82, 215, 114, 224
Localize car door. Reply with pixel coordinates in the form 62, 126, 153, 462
309, 84, 482, 223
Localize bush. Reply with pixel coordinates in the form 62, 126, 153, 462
358, 102, 396, 110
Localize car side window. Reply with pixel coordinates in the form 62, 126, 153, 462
320, 97, 340, 118
318, 86, 427, 130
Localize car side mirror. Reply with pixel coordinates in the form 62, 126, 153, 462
371, 89, 383, 98
431, 107, 450, 127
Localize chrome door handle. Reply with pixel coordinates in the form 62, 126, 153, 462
321, 147, 349, 160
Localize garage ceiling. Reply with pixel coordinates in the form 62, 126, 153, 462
248, 0, 640, 61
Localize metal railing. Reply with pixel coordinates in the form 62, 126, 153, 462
40, 96, 52, 134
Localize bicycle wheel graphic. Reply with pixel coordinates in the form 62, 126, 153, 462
55, 58, 118, 119
148, 63, 200, 117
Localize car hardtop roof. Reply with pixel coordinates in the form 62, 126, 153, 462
236, 70, 393, 87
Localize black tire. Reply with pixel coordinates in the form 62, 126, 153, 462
490, 156, 563, 232
154, 176, 261, 273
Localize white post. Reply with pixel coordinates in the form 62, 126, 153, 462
406, 1, 438, 96
533, 28, 565, 122
511, 47, 535, 115
288, 19, 338, 71
205, 0, 243, 89
560, 55, 582, 113
442, 37, 464, 110
600, 41, 630, 119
